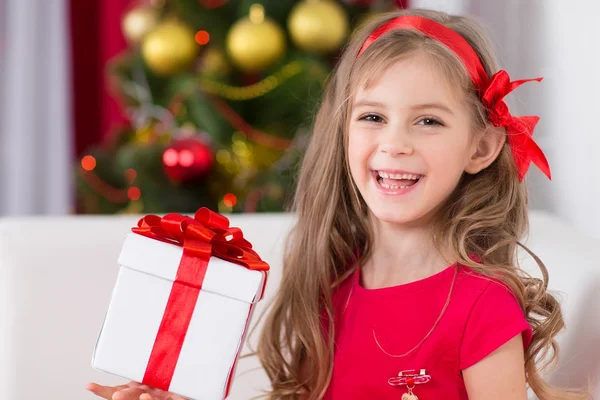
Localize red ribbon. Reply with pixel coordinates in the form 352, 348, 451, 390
131, 207, 269, 392
357, 15, 551, 182
482, 70, 550, 181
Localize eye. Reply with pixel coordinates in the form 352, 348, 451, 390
359, 113, 385, 123
417, 117, 444, 127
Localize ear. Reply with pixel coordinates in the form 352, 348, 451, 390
465, 126, 506, 175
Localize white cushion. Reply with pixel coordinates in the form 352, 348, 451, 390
519, 212, 600, 395
0, 211, 597, 399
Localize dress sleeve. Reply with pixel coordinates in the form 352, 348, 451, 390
459, 280, 533, 370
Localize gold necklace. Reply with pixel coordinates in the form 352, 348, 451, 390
343, 264, 458, 358
374, 265, 457, 357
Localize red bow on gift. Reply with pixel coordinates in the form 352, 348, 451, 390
482, 70, 551, 181
131, 207, 268, 393
133, 207, 269, 277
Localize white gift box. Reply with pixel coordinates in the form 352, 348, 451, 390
92, 231, 268, 400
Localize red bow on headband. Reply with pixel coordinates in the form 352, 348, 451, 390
482, 70, 550, 181
358, 16, 551, 181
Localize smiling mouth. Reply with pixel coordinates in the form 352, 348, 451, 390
373, 170, 423, 189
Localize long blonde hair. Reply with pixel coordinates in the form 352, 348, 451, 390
256, 9, 588, 400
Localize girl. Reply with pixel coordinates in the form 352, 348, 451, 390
88, 9, 588, 400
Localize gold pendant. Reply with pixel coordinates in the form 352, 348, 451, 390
402, 393, 418, 400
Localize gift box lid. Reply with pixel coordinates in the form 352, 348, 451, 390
118, 232, 266, 304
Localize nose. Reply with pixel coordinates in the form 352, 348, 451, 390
379, 125, 414, 157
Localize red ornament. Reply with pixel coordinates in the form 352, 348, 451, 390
162, 138, 213, 183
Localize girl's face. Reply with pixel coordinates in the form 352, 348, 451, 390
348, 53, 477, 226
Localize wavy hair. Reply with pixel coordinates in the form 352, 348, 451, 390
256, 8, 588, 400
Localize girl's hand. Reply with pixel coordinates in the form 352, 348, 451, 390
86, 381, 188, 400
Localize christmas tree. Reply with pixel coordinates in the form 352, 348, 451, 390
76, 0, 403, 214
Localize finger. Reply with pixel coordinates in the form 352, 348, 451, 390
142, 386, 174, 398
139, 394, 153, 400
161, 394, 187, 400
112, 387, 147, 400
86, 383, 126, 399
87, 382, 131, 392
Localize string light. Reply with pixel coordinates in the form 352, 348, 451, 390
163, 148, 179, 167
81, 155, 97, 171
223, 193, 237, 207
179, 149, 195, 167
195, 30, 210, 45
127, 187, 142, 201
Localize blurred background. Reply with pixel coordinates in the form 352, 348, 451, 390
0, 0, 598, 239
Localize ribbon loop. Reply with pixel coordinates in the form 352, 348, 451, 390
482, 70, 543, 106
132, 207, 270, 272
184, 221, 217, 243
194, 207, 230, 229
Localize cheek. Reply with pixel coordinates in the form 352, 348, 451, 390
425, 135, 471, 171
347, 130, 371, 176
421, 134, 472, 197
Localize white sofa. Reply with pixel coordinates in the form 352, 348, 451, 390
0, 211, 598, 399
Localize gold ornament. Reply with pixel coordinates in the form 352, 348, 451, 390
200, 47, 232, 78
288, 0, 349, 53
142, 19, 199, 76
122, 5, 159, 45
226, 4, 286, 72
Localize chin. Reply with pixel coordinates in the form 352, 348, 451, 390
368, 205, 430, 227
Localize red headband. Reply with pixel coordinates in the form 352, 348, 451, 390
357, 16, 551, 181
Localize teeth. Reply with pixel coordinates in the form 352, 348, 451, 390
377, 171, 421, 180
379, 182, 412, 189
